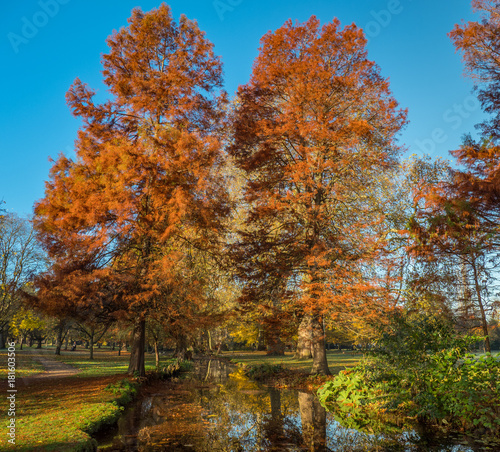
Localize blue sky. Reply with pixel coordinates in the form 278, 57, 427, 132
0, 0, 486, 216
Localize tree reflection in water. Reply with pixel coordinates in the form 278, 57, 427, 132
102, 359, 477, 451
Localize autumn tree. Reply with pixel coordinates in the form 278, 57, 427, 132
407, 0, 500, 350
10, 307, 46, 349
409, 187, 498, 352
450, 0, 500, 143
34, 4, 229, 375
447, 0, 500, 234
230, 17, 407, 374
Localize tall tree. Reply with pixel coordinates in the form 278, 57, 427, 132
448, 1, 500, 223
34, 4, 229, 376
230, 17, 407, 374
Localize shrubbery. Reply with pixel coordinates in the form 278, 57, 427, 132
318, 312, 500, 434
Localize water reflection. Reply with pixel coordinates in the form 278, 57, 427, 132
100, 359, 480, 451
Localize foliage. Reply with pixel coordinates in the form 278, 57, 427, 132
317, 366, 396, 434
10, 307, 46, 340
318, 311, 500, 434
230, 15, 407, 375
105, 378, 138, 405
0, 214, 43, 346
34, 3, 230, 376
246, 363, 283, 380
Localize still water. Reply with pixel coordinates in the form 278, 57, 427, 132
98, 359, 485, 451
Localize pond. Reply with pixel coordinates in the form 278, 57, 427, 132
97, 359, 487, 451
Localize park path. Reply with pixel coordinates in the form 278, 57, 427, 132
22, 349, 80, 385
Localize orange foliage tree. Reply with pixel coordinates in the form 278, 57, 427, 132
448, 0, 500, 220
34, 4, 229, 375
230, 17, 407, 374
407, 0, 500, 352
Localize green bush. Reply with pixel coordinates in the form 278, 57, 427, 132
318, 312, 500, 434
247, 363, 283, 380
105, 378, 138, 405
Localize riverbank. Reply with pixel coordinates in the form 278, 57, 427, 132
0, 347, 180, 451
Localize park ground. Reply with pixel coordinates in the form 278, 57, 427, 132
0, 346, 360, 451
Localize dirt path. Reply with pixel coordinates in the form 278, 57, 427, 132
22, 350, 80, 385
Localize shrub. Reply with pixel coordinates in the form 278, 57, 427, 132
318, 312, 500, 434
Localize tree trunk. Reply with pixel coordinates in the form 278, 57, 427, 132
154, 339, 160, 370
55, 324, 64, 356
64, 336, 69, 350
118, 341, 122, 356
471, 260, 491, 353
128, 318, 146, 376
265, 321, 285, 356
174, 334, 188, 360
0, 329, 5, 349
310, 315, 330, 375
88, 325, 95, 360
296, 315, 313, 359
207, 330, 213, 352
36, 338, 42, 349
256, 327, 266, 351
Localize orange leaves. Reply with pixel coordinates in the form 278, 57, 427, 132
230, 15, 406, 329
34, 5, 231, 352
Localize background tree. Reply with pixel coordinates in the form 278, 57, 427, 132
450, 0, 500, 142
409, 189, 498, 352
10, 307, 46, 349
34, 4, 229, 375
0, 214, 43, 348
230, 16, 407, 374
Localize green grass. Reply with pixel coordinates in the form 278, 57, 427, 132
0, 347, 177, 450
14, 346, 169, 378
0, 349, 45, 379
0, 374, 136, 451
223, 350, 362, 374
51, 353, 160, 377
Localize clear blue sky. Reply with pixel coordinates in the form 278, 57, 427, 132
0, 0, 486, 216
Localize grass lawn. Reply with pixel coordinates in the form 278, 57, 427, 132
223, 349, 362, 374
0, 347, 177, 451
50, 349, 163, 378
3, 346, 169, 378
0, 373, 138, 451
0, 349, 45, 379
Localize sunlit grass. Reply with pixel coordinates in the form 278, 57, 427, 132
0, 374, 135, 451
223, 350, 362, 374
0, 347, 177, 450
0, 349, 45, 380
20, 346, 167, 377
